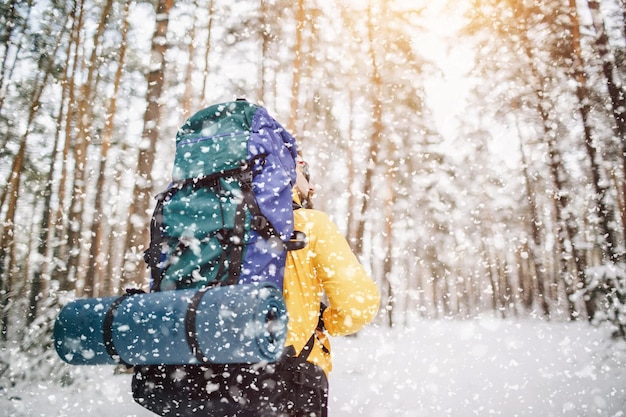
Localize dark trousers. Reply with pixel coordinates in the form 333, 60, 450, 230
132, 358, 328, 417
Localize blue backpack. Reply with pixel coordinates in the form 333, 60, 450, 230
144, 99, 305, 292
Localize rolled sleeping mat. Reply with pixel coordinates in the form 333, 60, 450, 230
53, 283, 287, 366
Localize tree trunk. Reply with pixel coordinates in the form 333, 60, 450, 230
122, 0, 174, 289
517, 242, 534, 310
354, 1, 383, 260
517, 125, 550, 317
85, 0, 131, 297
429, 261, 441, 319
258, 0, 269, 104
287, 0, 304, 134
545, 131, 580, 320
482, 237, 498, 314
27, 137, 60, 325
0, 137, 25, 340
0, 0, 27, 116
382, 172, 395, 327
586, 0, 626, 248
200, 0, 215, 107
65, 0, 113, 295
568, 0, 621, 266
54, 0, 85, 292
345, 92, 357, 250
180, 0, 198, 120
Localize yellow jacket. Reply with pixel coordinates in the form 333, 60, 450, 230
283, 197, 380, 376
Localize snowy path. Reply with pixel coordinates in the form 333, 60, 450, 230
2, 318, 625, 417
331, 319, 626, 417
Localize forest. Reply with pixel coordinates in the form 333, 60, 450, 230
1, 0, 626, 383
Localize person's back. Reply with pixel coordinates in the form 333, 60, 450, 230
277, 160, 380, 416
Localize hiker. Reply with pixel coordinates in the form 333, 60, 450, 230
132, 159, 379, 417
129, 102, 379, 416
275, 159, 380, 416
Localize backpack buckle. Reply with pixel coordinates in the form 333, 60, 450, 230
292, 370, 308, 385
251, 215, 269, 232
286, 231, 307, 251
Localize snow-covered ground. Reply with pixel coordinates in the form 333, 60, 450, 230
2, 318, 625, 417
331, 319, 626, 417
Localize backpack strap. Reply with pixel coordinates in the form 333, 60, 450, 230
239, 168, 279, 241
102, 288, 146, 366
288, 202, 308, 251
295, 333, 317, 363
224, 188, 247, 285
288, 303, 329, 364
144, 192, 168, 292
184, 285, 214, 362
239, 168, 307, 253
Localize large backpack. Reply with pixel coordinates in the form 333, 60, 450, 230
143, 99, 303, 292
132, 100, 325, 416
